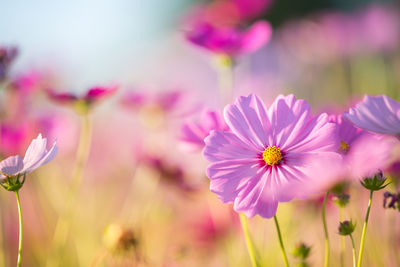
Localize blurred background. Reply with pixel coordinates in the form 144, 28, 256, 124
1, 0, 400, 266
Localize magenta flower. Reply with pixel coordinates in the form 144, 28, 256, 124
203, 94, 338, 218
46, 85, 118, 113
185, 21, 272, 57
180, 109, 229, 152
233, 0, 273, 20
343, 95, 400, 139
0, 122, 29, 156
0, 134, 57, 190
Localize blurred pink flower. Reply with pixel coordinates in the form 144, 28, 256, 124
359, 5, 400, 53
0, 46, 18, 82
121, 89, 199, 118
10, 71, 43, 93
0, 134, 57, 180
233, 0, 273, 20
185, 21, 272, 57
180, 109, 228, 152
183, 0, 272, 28
0, 122, 29, 156
343, 94, 400, 139
332, 114, 394, 179
46, 85, 118, 110
188, 207, 238, 249
203, 94, 338, 218
140, 153, 197, 193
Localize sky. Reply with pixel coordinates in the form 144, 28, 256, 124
0, 0, 192, 91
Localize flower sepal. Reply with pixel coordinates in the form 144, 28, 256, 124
0, 173, 26, 192
360, 170, 390, 191
338, 220, 356, 236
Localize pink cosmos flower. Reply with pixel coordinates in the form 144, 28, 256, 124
140, 152, 197, 193
46, 85, 118, 110
343, 95, 400, 139
0, 134, 57, 180
203, 94, 338, 218
184, 0, 272, 27
180, 109, 229, 152
0, 122, 29, 156
185, 21, 272, 57
332, 115, 393, 178
121, 89, 199, 118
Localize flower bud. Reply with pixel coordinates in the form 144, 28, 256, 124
338, 220, 356, 236
292, 242, 311, 260
360, 170, 389, 191
103, 224, 139, 252
333, 193, 350, 208
383, 191, 400, 211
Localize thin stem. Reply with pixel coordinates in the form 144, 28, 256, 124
215, 56, 234, 107
47, 114, 93, 266
322, 191, 330, 267
357, 190, 373, 267
350, 234, 357, 267
274, 214, 289, 267
239, 213, 258, 267
339, 207, 345, 267
15, 191, 23, 267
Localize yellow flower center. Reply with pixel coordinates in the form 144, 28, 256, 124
262, 146, 282, 166
339, 140, 350, 154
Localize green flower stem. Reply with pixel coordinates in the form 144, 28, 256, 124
350, 234, 357, 267
48, 114, 93, 266
357, 190, 373, 267
274, 214, 289, 267
239, 213, 258, 267
322, 191, 330, 267
215, 55, 234, 106
339, 207, 345, 267
15, 191, 23, 267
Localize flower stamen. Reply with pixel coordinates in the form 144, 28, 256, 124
263, 146, 282, 166
339, 140, 350, 154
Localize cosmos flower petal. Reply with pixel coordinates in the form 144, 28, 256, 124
347, 134, 394, 179
23, 141, 58, 173
343, 95, 400, 136
204, 130, 260, 162
234, 169, 278, 218
285, 114, 338, 153
224, 94, 270, 149
239, 21, 272, 54
22, 134, 47, 168
180, 109, 228, 152
180, 122, 206, 151
0, 155, 24, 177
208, 161, 259, 203
267, 94, 311, 147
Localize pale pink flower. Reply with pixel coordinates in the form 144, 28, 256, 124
180, 109, 228, 152
343, 94, 400, 139
0, 134, 57, 180
203, 94, 338, 218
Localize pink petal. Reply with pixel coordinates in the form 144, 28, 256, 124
239, 20, 272, 54
0, 155, 23, 177
223, 94, 270, 150
343, 95, 400, 135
